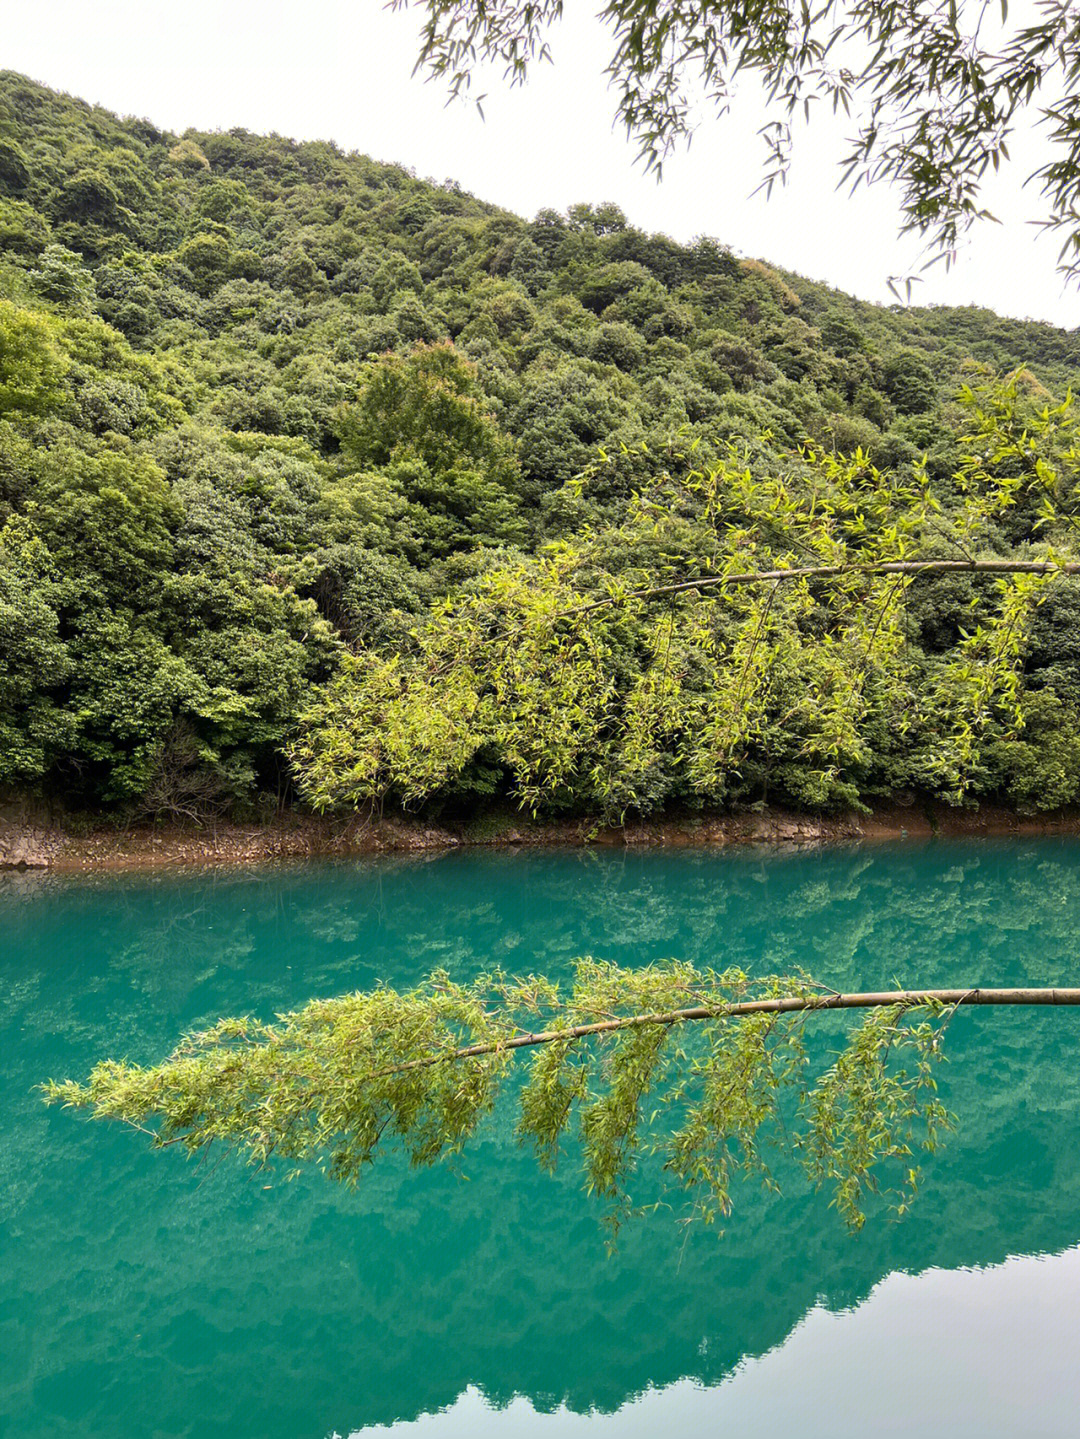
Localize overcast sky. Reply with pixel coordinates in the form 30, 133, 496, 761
5, 0, 1078, 328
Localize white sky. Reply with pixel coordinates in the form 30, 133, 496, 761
4, 0, 1079, 329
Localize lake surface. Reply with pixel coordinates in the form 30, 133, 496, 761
3, 839, 1080, 1438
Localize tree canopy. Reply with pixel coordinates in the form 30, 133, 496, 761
292, 374, 1080, 817
398, 0, 1080, 280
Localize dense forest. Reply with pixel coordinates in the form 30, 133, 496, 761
2, 70, 1079, 824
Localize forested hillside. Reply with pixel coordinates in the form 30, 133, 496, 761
2, 71, 1079, 823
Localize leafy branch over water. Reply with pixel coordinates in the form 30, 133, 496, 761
42, 967, 1080, 1236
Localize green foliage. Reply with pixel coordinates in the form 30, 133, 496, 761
27, 440, 178, 591
0, 515, 72, 781
0, 137, 30, 194
42, 961, 954, 1237
29, 243, 96, 312
290, 381, 1080, 818
883, 350, 937, 416
0, 195, 49, 256
337, 343, 525, 555
0, 299, 67, 415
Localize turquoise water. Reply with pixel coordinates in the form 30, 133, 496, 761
3, 839, 1080, 1438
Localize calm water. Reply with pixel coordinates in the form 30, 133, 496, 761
3, 839, 1080, 1439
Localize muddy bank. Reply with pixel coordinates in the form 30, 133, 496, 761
3, 798, 1080, 873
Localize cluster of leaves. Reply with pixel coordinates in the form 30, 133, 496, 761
1, 71, 1078, 820
42, 960, 953, 1236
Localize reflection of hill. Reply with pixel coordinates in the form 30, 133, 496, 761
3, 839, 1080, 1439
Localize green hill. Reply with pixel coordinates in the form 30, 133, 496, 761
1, 70, 1078, 821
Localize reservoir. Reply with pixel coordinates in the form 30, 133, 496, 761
4, 840, 1080, 1437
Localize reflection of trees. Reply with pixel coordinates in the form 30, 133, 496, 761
4, 839, 1080, 1438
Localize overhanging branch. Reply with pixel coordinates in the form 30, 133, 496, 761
557, 558, 1080, 622
388, 986, 1080, 1075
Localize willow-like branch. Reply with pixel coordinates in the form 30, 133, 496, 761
290, 384, 1080, 817
42, 970, 1080, 1238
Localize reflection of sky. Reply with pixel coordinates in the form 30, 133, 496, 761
359, 1247, 1080, 1438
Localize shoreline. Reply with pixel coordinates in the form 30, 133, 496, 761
3, 801, 1080, 873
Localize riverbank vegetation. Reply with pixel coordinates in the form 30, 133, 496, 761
2, 72, 1079, 826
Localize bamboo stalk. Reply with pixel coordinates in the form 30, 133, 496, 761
558, 559, 1080, 621
388, 987, 1080, 1075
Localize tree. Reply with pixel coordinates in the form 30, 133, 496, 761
883, 349, 938, 414
0, 515, 73, 784
11, 73, 1077, 1243
395, 0, 1080, 279
0, 300, 67, 416
29, 243, 96, 313
337, 342, 528, 555
43, 374, 1080, 1237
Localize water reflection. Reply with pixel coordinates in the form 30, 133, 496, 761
359, 1247, 1080, 1438
3, 840, 1080, 1439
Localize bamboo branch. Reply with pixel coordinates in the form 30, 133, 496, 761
557, 558, 1080, 621
383, 987, 1080, 1075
